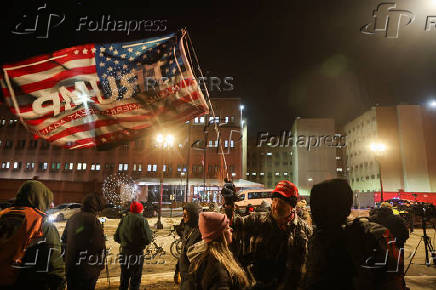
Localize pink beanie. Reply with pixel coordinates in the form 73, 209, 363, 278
198, 212, 229, 242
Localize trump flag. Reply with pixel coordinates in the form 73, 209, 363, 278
0, 30, 209, 149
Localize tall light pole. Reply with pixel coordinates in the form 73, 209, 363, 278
156, 133, 174, 229
185, 122, 191, 203
239, 104, 244, 180
370, 142, 386, 203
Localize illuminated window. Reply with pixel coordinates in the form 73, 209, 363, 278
13, 162, 21, 169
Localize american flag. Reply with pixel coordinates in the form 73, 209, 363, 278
0, 31, 209, 149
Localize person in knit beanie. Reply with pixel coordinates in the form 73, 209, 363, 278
129, 201, 143, 213
187, 212, 251, 289
114, 201, 152, 290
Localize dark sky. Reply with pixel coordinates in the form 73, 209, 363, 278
2, 0, 436, 137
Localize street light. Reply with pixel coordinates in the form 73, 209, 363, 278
155, 133, 174, 229
428, 99, 436, 109
370, 142, 386, 203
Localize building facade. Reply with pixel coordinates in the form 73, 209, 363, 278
291, 118, 338, 196
246, 138, 294, 189
344, 105, 436, 193
0, 98, 252, 203
246, 118, 341, 195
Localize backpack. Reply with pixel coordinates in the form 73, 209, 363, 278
345, 217, 404, 290
0, 206, 45, 286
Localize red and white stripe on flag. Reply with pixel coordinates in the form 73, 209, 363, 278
0, 32, 209, 149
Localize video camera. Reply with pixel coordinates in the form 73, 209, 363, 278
221, 179, 239, 206
410, 202, 436, 220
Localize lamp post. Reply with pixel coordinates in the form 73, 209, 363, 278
240, 104, 244, 180
156, 133, 174, 230
370, 142, 386, 203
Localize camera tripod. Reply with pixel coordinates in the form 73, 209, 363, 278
405, 217, 436, 273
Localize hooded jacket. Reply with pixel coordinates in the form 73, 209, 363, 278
12, 180, 65, 290
61, 193, 106, 279
176, 203, 202, 289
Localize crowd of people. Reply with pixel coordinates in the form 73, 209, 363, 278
0, 178, 411, 290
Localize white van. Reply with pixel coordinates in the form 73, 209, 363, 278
235, 189, 274, 209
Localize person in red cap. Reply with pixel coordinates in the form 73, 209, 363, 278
227, 180, 312, 289
114, 201, 152, 290
186, 212, 251, 289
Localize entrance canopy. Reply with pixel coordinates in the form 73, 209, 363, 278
136, 178, 264, 189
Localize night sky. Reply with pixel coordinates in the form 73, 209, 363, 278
2, 0, 436, 137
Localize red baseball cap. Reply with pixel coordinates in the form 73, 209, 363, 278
272, 180, 298, 203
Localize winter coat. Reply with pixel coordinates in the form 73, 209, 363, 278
176, 203, 202, 289
10, 180, 66, 290
114, 212, 153, 254
303, 218, 404, 290
61, 193, 106, 279
231, 211, 312, 290
369, 207, 409, 247
187, 241, 239, 290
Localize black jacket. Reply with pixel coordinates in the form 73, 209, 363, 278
304, 218, 405, 290
61, 193, 106, 279
175, 203, 202, 289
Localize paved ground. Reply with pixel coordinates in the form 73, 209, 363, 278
55, 214, 436, 290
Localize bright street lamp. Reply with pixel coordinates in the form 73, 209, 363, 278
155, 133, 175, 230
370, 142, 386, 202
428, 99, 436, 108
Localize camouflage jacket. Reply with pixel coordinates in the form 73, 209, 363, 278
231, 211, 312, 290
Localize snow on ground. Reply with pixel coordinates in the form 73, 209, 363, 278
55, 213, 436, 290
